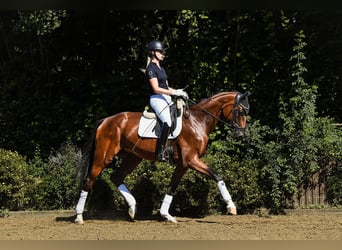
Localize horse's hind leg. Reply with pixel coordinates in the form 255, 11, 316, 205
75, 158, 114, 224
110, 152, 142, 220
75, 129, 121, 224
75, 159, 107, 224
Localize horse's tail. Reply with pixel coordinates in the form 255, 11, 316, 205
79, 119, 104, 184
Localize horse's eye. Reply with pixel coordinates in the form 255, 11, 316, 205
235, 108, 245, 116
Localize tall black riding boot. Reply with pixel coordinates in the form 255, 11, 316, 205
156, 122, 170, 161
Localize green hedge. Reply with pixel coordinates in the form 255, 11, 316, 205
0, 120, 340, 215
0, 149, 34, 210
26, 141, 81, 210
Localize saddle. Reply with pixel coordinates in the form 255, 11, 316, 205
138, 98, 186, 139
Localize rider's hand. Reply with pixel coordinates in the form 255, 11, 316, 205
172, 89, 189, 99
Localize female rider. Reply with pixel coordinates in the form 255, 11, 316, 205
145, 40, 188, 161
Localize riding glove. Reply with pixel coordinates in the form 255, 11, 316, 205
172, 89, 188, 99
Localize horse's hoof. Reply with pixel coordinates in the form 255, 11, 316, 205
74, 214, 84, 224
128, 205, 136, 220
227, 206, 237, 215
162, 213, 178, 223
74, 218, 84, 224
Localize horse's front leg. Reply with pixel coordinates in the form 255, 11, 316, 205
110, 153, 142, 221
160, 165, 187, 223
189, 155, 237, 215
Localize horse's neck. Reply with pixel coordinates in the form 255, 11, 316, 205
190, 93, 235, 131
199, 92, 235, 116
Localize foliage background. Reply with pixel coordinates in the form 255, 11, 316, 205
0, 10, 341, 214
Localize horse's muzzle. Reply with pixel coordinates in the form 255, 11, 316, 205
232, 128, 245, 139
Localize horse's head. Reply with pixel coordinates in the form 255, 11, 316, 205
224, 91, 251, 138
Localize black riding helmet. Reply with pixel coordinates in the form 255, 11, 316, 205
148, 40, 164, 53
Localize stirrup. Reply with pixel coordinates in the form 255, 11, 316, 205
157, 151, 167, 161
157, 143, 168, 161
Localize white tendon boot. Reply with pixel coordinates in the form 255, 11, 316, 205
217, 180, 237, 215
75, 190, 88, 224
160, 194, 177, 223
118, 184, 137, 220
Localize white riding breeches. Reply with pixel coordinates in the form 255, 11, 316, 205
150, 94, 173, 127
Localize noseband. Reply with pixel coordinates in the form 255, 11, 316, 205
231, 103, 248, 133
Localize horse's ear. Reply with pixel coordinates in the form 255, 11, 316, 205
244, 91, 252, 97
238, 91, 252, 102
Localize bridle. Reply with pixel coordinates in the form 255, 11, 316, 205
230, 101, 249, 136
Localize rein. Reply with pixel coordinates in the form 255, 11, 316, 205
187, 98, 233, 127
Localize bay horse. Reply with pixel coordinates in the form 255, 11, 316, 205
75, 91, 251, 224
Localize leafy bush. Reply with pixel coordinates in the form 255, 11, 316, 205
19, 118, 341, 215
326, 163, 342, 206
0, 148, 34, 210
319, 120, 342, 206
28, 117, 339, 215
27, 141, 81, 210
0, 208, 9, 217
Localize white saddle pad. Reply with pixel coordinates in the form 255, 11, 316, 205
138, 99, 186, 139
137, 114, 183, 139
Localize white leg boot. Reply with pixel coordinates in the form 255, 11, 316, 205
160, 194, 177, 223
118, 184, 137, 220
217, 180, 237, 215
75, 190, 88, 224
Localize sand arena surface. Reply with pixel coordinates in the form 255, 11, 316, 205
0, 209, 341, 240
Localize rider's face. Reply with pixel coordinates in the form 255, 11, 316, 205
154, 50, 164, 61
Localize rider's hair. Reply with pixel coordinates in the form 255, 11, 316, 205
146, 56, 152, 68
